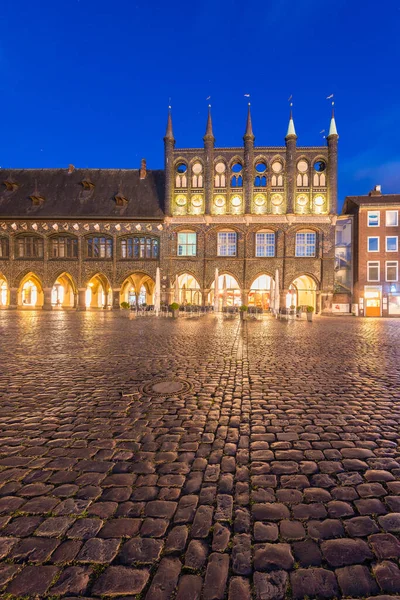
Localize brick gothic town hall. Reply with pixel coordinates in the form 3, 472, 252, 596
0, 107, 339, 312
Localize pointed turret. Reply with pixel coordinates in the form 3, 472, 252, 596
203, 105, 215, 141
285, 106, 297, 139
164, 106, 175, 141
164, 106, 175, 216
328, 105, 338, 137
243, 103, 255, 214
244, 103, 255, 140
327, 103, 339, 215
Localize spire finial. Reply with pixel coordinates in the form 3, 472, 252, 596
328, 101, 338, 137
204, 104, 214, 140
164, 103, 174, 141
285, 101, 297, 139
244, 102, 255, 140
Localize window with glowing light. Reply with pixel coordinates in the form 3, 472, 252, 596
256, 232, 275, 257
120, 236, 159, 259
0, 237, 9, 258
218, 231, 237, 257
295, 231, 316, 257
51, 236, 78, 259
16, 235, 44, 258
177, 232, 196, 256
86, 236, 113, 259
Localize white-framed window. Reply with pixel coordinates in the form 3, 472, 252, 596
368, 237, 379, 252
367, 261, 380, 282
386, 211, 398, 227
295, 231, 316, 257
218, 231, 237, 256
386, 261, 398, 282
385, 260, 399, 281
255, 232, 275, 257
386, 236, 398, 252
177, 232, 197, 256
367, 211, 380, 227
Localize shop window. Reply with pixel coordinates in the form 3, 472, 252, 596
386, 211, 398, 227
177, 232, 197, 256
368, 211, 380, 227
386, 236, 398, 252
367, 261, 380, 282
386, 261, 398, 282
368, 237, 379, 252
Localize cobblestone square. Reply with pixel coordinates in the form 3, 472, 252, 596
0, 311, 400, 599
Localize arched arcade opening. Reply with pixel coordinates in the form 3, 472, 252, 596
288, 274, 318, 311
86, 274, 112, 309
18, 273, 44, 308
120, 273, 155, 308
209, 274, 241, 309
51, 273, 77, 308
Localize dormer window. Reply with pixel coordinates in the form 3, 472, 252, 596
81, 179, 95, 190
29, 194, 45, 206
3, 180, 19, 191
115, 193, 128, 207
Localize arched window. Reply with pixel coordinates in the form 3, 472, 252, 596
255, 230, 275, 257
214, 161, 227, 187
313, 160, 327, 187
295, 230, 317, 257
254, 162, 267, 187
191, 162, 203, 188
177, 231, 197, 256
120, 236, 159, 259
0, 237, 9, 258
175, 163, 188, 188
86, 236, 113, 259
50, 236, 78, 259
15, 235, 44, 259
231, 163, 243, 188
218, 230, 237, 257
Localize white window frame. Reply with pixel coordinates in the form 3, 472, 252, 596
386, 261, 398, 282
255, 232, 275, 257
217, 231, 237, 257
367, 211, 380, 227
367, 236, 380, 252
386, 210, 398, 227
295, 231, 316, 257
385, 236, 398, 252
177, 231, 197, 257
367, 261, 380, 282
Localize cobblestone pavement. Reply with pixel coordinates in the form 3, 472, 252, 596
0, 311, 400, 599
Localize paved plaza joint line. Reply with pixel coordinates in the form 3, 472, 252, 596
0, 311, 399, 599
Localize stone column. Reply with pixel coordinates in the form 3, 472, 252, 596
77, 288, 87, 311
9, 287, 18, 309
112, 289, 120, 309
285, 134, 297, 214
42, 287, 53, 310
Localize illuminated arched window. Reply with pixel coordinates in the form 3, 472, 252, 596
191, 162, 203, 188
175, 163, 188, 188
214, 161, 227, 187
231, 163, 243, 188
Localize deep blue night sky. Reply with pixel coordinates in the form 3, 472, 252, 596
0, 0, 399, 210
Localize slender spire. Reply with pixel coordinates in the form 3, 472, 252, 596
164, 105, 174, 141
285, 103, 297, 139
328, 102, 338, 137
204, 104, 214, 140
244, 103, 255, 139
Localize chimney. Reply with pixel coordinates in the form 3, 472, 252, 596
140, 158, 147, 180
68, 164, 75, 174
369, 184, 382, 197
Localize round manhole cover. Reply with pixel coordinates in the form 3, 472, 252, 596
141, 378, 192, 397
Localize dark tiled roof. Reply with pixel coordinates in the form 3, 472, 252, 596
0, 168, 165, 219
343, 193, 400, 214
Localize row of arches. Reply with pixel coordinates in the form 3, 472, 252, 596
0, 271, 318, 311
